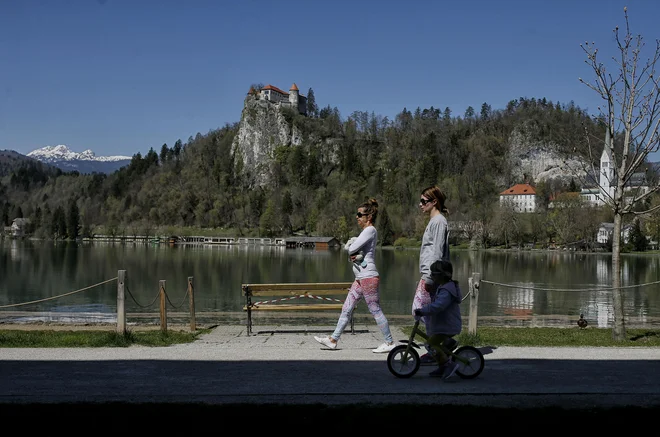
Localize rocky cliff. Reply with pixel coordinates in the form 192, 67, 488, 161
506, 128, 588, 186
231, 94, 303, 186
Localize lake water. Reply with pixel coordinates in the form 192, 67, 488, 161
1, 238, 659, 328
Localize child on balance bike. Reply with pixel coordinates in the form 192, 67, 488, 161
413, 259, 462, 380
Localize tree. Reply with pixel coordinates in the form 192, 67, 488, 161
579, 7, 660, 340
67, 199, 80, 240
629, 218, 648, 251
159, 143, 170, 164
306, 88, 318, 118
52, 205, 67, 239
480, 102, 491, 120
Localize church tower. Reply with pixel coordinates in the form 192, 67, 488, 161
599, 129, 615, 203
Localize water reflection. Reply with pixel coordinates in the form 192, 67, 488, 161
1, 240, 659, 327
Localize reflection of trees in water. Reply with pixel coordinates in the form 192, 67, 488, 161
3, 243, 660, 325
497, 284, 534, 316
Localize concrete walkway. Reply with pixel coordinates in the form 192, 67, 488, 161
1, 323, 660, 408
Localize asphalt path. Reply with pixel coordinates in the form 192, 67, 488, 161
2, 323, 659, 410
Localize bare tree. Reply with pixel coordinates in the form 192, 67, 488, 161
579, 7, 660, 340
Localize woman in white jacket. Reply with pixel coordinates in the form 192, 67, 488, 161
314, 198, 395, 353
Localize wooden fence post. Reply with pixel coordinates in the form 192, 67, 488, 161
188, 276, 196, 331
159, 280, 167, 333
116, 270, 126, 334
468, 272, 480, 335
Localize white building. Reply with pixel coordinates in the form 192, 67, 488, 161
10, 218, 30, 237
597, 222, 633, 244
499, 183, 537, 213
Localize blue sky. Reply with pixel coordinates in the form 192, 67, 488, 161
2, 0, 660, 158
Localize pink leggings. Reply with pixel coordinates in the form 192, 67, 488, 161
412, 278, 432, 319
330, 277, 393, 343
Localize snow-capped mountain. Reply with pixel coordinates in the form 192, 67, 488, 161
27, 145, 132, 174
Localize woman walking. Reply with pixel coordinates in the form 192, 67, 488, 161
314, 198, 396, 353
412, 185, 450, 363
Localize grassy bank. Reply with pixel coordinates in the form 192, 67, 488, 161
0, 328, 209, 347
0, 325, 659, 347
454, 326, 660, 347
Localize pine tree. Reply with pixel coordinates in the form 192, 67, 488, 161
306, 88, 318, 118
67, 200, 80, 240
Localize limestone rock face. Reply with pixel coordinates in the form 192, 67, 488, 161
232, 95, 303, 186
507, 129, 587, 185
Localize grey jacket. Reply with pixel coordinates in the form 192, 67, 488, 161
419, 214, 449, 287
418, 280, 462, 336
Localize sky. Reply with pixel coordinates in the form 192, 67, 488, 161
2, 0, 660, 158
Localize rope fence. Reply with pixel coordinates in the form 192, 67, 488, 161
0, 277, 118, 309
2, 271, 657, 335
0, 271, 198, 333
480, 278, 660, 292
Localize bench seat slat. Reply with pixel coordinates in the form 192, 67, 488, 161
247, 290, 349, 297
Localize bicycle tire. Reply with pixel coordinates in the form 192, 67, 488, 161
387, 345, 420, 378
454, 346, 484, 379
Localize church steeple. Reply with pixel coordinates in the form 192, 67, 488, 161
599, 128, 614, 202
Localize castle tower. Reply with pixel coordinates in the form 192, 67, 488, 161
289, 83, 299, 108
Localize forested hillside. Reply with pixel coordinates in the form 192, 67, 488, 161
0, 97, 610, 245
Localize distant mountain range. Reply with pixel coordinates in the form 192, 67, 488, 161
26, 145, 132, 174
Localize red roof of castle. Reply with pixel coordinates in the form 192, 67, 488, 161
261, 84, 288, 95
290, 83, 299, 91
500, 183, 536, 196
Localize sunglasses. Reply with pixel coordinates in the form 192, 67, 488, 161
419, 198, 433, 205
356, 212, 368, 218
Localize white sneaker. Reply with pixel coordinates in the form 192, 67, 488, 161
372, 342, 396, 353
314, 336, 338, 349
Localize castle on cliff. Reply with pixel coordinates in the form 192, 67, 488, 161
248, 83, 307, 115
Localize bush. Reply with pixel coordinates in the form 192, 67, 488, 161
393, 237, 419, 248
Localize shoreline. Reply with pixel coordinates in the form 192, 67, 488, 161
1, 311, 659, 330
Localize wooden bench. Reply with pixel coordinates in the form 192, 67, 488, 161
242, 282, 354, 335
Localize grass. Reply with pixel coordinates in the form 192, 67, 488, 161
0, 328, 209, 347
0, 325, 659, 348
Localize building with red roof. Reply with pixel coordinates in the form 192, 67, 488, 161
499, 183, 537, 212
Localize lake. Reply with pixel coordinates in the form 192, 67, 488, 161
1, 238, 659, 328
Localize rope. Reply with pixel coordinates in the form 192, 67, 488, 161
0, 277, 118, 309
252, 294, 344, 306
480, 278, 660, 292
163, 286, 190, 309
125, 283, 160, 308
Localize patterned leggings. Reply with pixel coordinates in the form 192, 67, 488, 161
331, 277, 393, 343
411, 278, 432, 322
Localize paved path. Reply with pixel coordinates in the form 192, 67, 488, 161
1, 323, 659, 408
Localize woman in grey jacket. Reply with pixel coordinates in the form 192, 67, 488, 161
412, 185, 450, 362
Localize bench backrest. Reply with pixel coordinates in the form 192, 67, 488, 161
243, 282, 353, 297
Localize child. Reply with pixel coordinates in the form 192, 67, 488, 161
414, 259, 462, 380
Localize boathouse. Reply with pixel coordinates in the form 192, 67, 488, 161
284, 237, 340, 249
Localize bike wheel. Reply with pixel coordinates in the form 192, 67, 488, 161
387, 345, 420, 378
454, 346, 484, 379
